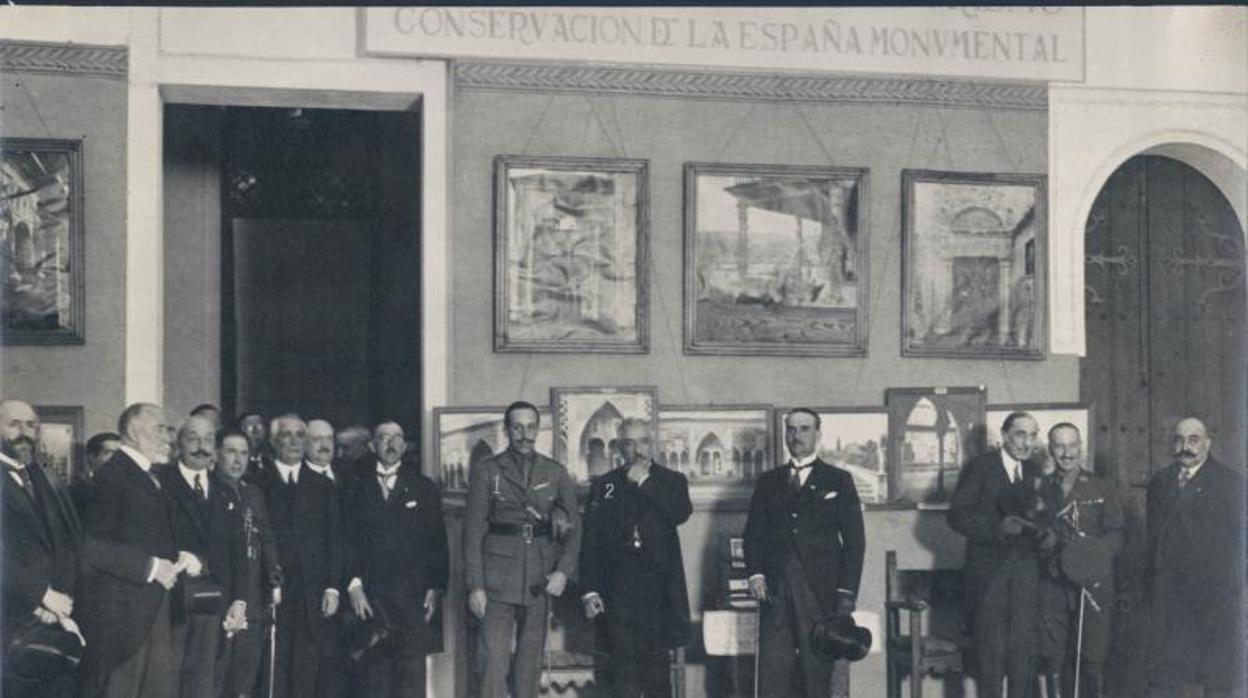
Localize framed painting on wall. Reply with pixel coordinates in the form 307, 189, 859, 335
901, 170, 1046, 359
551, 386, 658, 483
494, 155, 649, 353
34, 405, 83, 486
986, 402, 1093, 473
774, 406, 890, 505
885, 386, 988, 504
1, 138, 86, 345
432, 405, 553, 494
657, 404, 773, 498
684, 162, 869, 356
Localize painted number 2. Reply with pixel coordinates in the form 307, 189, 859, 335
603, 483, 615, 500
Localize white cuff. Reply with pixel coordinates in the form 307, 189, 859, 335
324, 588, 340, 599
748, 574, 765, 584
581, 591, 601, 602
145, 558, 159, 583
348, 578, 363, 593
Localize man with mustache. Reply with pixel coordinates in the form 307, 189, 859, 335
465, 401, 581, 698
78, 402, 201, 698
215, 430, 282, 698
304, 418, 351, 698
1034, 423, 1123, 698
158, 416, 243, 698
1, 399, 81, 698
948, 411, 1044, 698
1146, 417, 1246, 697
344, 421, 448, 697
236, 413, 270, 479
253, 414, 343, 698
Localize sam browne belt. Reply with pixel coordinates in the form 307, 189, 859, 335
489, 522, 552, 539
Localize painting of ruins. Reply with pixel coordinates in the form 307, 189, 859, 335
551, 386, 658, 482
775, 407, 890, 504
902, 170, 1046, 358
434, 406, 553, 493
494, 155, 649, 353
657, 405, 773, 489
1, 139, 84, 344
886, 386, 988, 504
684, 162, 868, 356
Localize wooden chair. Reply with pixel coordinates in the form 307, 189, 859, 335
885, 550, 968, 698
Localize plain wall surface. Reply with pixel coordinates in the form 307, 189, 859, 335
1, 69, 128, 438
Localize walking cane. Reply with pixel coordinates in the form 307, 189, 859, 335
752, 605, 761, 698
267, 589, 278, 698
1072, 588, 1087, 698
539, 597, 554, 693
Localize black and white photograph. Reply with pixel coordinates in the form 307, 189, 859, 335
1, 6, 1244, 698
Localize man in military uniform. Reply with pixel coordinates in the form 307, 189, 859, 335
580, 418, 692, 698
1034, 423, 1123, 698
464, 401, 581, 698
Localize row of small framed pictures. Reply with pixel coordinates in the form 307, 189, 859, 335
434, 385, 1090, 506
495, 155, 1046, 359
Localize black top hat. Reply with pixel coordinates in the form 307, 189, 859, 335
343, 601, 400, 665
6, 619, 84, 681
810, 615, 872, 663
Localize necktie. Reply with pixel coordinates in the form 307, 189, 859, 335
378, 468, 397, 499
193, 472, 206, 500
790, 464, 804, 493
1013, 463, 1022, 483
6, 465, 34, 499
1178, 466, 1194, 489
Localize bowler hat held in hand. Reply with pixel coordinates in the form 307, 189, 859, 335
809, 615, 872, 662
6, 618, 84, 681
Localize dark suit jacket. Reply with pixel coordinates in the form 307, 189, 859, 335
220, 479, 281, 622
254, 462, 343, 627
1146, 456, 1246, 688
157, 466, 245, 621
78, 450, 179, 672
1, 462, 81, 640
947, 449, 1043, 599
343, 459, 448, 653
743, 459, 866, 614
580, 463, 693, 648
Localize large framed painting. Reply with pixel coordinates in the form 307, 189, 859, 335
1, 138, 85, 344
684, 162, 869, 356
433, 405, 553, 494
34, 405, 83, 486
987, 402, 1093, 473
494, 155, 649, 353
901, 170, 1046, 359
774, 406, 890, 505
658, 404, 773, 500
885, 386, 988, 504
551, 386, 658, 482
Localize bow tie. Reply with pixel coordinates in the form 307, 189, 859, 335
377, 465, 399, 478
790, 462, 811, 471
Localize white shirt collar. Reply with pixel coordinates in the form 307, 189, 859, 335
1000, 447, 1023, 479
306, 461, 334, 481
120, 444, 153, 473
178, 462, 209, 496
0, 451, 24, 470
790, 452, 818, 469
1181, 456, 1208, 479
376, 460, 401, 476
274, 460, 301, 483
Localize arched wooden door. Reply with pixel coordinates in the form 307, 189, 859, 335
1081, 154, 1246, 696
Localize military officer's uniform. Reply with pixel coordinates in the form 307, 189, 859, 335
1036, 469, 1123, 698
464, 447, 581, 698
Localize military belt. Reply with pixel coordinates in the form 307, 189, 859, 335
489, 522, 552, 539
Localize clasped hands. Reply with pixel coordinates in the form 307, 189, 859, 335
150, 550, 204, 590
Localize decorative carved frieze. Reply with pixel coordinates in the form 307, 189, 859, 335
0, 40, 128, 80
455, 61, 1047, 111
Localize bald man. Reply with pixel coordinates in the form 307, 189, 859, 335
78, 403, 200, 698
1146, 417, 1246, 697
1, 400, 81, 698
254, 414, 343, 698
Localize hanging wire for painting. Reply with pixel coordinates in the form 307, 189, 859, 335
582, 95, 624, 157
519, 92, 557, 156
982, 109, 1021, 173
712, 101, 757, 162
15, 81, 55, 139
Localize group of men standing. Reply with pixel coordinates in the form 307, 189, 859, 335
949, 412, 1245, 698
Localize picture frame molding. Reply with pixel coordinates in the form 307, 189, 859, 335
34, 404, 84, 485
550, 385, 659, 483
900, 168, 1048, 360
773, 405, 891, 506
493, 154, 650, 354
683, 160, 870, 357
2, 137, 86, 345
884, 385, 988, 505
659, 402, 775, 503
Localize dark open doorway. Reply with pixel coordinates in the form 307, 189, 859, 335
163, 104, 421, 435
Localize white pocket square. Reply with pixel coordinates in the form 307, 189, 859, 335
823, 491, 839, 500
405, 500, 418, 509
533, 482, 550, 490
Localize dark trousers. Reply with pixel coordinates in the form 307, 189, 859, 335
174, 612, 221, 698
317, 614, 350, 698
94, 592, 182, 698
4, 663, 74, 698
607, 620, 670, 698
219, 620, 266, 697
480, 596, 548, 698
757, 556, 849, 698
973, 551, 1038, 698
363, 638, 427, 698
1038, 576, 1113, 695
273, 602, 319, 698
